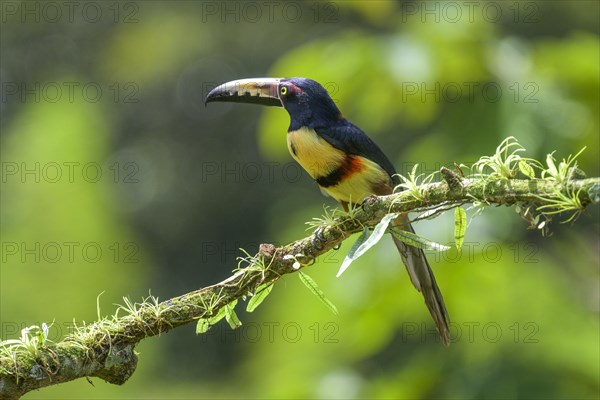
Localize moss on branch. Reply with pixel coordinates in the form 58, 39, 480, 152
1, 174, 598, 399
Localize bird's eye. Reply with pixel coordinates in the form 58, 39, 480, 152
280, 86, 288, 96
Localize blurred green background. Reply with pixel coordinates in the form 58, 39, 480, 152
1, 1, 598, 398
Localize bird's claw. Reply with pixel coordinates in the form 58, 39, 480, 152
360, 195, 377, 211
311, 226, 327, 251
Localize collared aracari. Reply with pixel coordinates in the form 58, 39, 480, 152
206, 77, 450, 346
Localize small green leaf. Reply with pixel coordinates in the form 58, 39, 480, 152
519, 160, 535, 178
336, 214, 397, 277
196, 319, 210, 334
196, 301, 231, 334
454, 207, 467, 250
391, 229, 451, 252
370, 212, 398, 240
298, 271, 338, 315
224, 301, 242, 329
207, 305, 227, 325
337, 227, 369, 277
246, 283, 274, 312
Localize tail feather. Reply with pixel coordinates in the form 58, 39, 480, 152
393, 214, 451, 346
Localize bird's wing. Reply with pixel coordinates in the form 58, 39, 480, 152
314, 122, 400, 186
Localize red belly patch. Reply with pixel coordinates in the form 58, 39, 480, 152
341, 155, 366, 178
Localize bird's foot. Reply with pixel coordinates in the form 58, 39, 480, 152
311, 226, 327, 251
360, 195, 378, 211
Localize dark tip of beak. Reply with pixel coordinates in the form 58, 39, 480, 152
204, 88, 221, 105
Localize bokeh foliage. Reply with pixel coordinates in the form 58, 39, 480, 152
1, 1, 598, 399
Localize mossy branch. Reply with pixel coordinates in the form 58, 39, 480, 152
1, 171, 598, 399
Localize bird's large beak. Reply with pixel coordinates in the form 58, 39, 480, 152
205, 78, 283, 107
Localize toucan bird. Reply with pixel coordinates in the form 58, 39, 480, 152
206, 77, 450, 346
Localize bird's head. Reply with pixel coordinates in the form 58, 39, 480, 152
205, 77, 342, 130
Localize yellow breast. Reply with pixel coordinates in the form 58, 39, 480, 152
286, 127, 391, 205
287, 127, 345, 179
